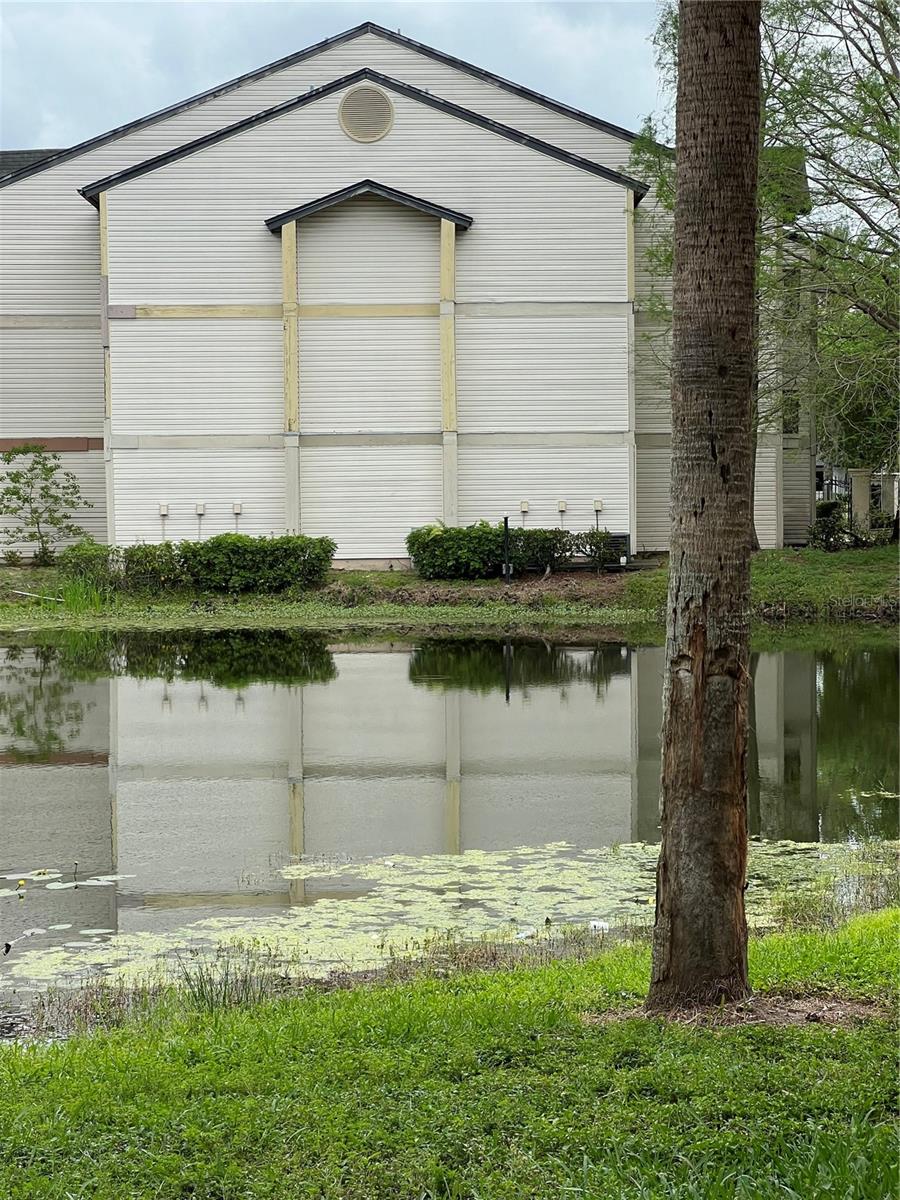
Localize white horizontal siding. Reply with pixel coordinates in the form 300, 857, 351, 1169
300, 445, 442, 557
299, 318, 440, 433
456, 316, 628, 433
112, 449, 285, 544
0, 29, 640, 496
298, 195, 440, 303
105, 87, 628, 305
0, 329, 103, 437
109, 320, 282, 435
636, 446, 783, 551
754, 446, 780, 549
635, 447, 671, 552
458, 445, 630, 533
634, 321, 671, 434
0, 450, 106, 554
0, 28, 638, 315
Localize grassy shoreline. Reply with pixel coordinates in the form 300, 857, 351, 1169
0, 546, 896, 637
0, 910, 896, 1199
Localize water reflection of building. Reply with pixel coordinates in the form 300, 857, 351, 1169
1, 649, 116, 935
632, 647, 818, 842
0, 641, 841, 936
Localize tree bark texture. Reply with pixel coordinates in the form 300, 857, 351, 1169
648, 0, 761, 1010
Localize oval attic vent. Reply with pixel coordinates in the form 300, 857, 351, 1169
339, 86, 394, 143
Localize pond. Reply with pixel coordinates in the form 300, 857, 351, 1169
1, 631, 896, 993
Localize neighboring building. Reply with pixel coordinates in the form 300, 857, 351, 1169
0, 22, 813, 559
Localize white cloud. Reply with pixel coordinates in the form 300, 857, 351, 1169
0, 1, 659, 148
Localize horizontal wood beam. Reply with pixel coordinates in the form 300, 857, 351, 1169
0, 437, 103, 452
132, 304, 283, 319
0, 315, 101, 329
299, 303, 439, 319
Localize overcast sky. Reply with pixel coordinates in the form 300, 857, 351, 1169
1, 1, 662, 150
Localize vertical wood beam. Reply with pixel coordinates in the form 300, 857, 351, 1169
282, 221, 301, 533
98, 191, 116, 544
439, 219, 457, 432
99, 191, 109, 278
439, 219, 459, 526
99, 192, 111, 420
440, 219, 456, 303
625, 190, 635, 303
282, 220, 299, 433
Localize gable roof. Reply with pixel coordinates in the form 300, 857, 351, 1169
0, 148, 63, 179
79, 69, 648, 206
265, 180, 473, 233
0, 22, 641, 191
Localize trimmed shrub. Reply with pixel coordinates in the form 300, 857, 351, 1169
406, 522, 504, 580
179, 533, 335, 594
59, 534, 335, 595
121, 542, 185, 593
509, 528, 576, 573
407, 522, 618, 579
577, 528, 616, 570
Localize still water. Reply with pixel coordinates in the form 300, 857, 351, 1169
1, 632, 896, 990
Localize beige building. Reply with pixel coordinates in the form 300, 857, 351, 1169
0, 22, 813, 558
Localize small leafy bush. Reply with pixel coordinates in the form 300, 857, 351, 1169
577, 528, 616, 569
58, 540, 121, 593
509, 528, 576, 573
809, 499, 892, 551
121, 542, 185, 593
406, 522, 504, 580
179, 533, 335, 594
809, 499, 846, 551
2, 549, 23, 566
407, 523, 618, 579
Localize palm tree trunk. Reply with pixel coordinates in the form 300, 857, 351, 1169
647, 0, 761, 1011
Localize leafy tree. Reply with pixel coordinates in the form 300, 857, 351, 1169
647, 0, 761, 1011
632, 0, 899, 489
0, 444, 90, 565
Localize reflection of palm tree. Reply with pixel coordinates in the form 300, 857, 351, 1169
0, 646, 89, 762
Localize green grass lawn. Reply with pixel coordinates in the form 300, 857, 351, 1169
1, 911, 896, 1199
624, 545, 898, 614
0, 546, 895, 635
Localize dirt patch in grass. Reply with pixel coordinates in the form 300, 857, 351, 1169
583, 994, 893, 1029
320, 570, 636, 608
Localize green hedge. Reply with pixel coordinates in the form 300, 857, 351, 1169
58, 533, 335, 595
179, 534, 335, 593
406, 522, 616, 580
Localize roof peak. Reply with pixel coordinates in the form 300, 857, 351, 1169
265, 179, 474, 232
79, 68, 648, 204
1, 21, 640, 191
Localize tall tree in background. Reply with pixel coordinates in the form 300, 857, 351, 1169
647, 0, 761, 1010
633, 0, 899, 490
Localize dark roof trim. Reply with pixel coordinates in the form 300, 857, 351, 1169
0, 149, 63, 180
371, 23, 640, 145
1, 22, 643, 192
265, 180, 473, 232
79, 69, 648, 205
